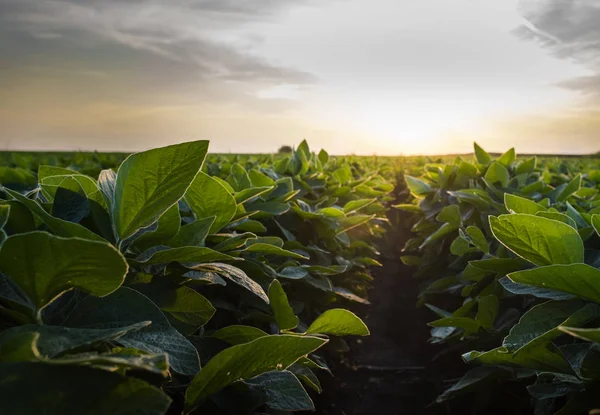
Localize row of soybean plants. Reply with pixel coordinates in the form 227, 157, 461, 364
0, 140, 393, 414
399, 143, 600, 414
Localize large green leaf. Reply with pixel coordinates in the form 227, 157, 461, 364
64, 287, 200, 375
269, 280, 299, 331
508, 264, 600, 304
490, 214, 584, 266
0, 232, 127, 311
113, 140, 208, 240
504, 193, 546, 215
185, 335, 327, 410
305, 309, 369, 336
474, 142, 491, 164
0, 362, 171, 415
503, 300, 600, 352
185, 171, 237, 234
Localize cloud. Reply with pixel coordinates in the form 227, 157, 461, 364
516, 0, 600, 99
0, 0, 317, 102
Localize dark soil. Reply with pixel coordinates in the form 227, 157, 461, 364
313, 256, 454, 415
312, 208, 534, 415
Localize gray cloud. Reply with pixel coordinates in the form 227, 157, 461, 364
0, 0, 317, 110
516, 0, 600, 101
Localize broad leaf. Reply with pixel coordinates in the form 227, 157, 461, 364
490, 214, 584, 266
306, 309, 369, 336
64, 287, 200, 375
0, 232, 127, 310
508, 264, 600, 304
269, 280, 299, 331
113, 140, 208, 239
185, 171, 237, 234
185, 334, 327, 410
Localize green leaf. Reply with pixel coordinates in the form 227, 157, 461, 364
0, 232, 127, 311
185, 334, 327, 410
497, 148, 516, 167
338, 214, 375, 234
437, 205, 461, 227
0, 322, 150, 358
464, 344, 573, 374
269, 280, 299, 331
592, 214, 600, 236
4, 188, 104, 241
191, 263, 269, 303
135, 246, 237, 265
167, 216, 214, 248
133, 282, 215, 328
499, 276, 574, 300
466, 226, 488, 253
404, 176, 431, 197
306, 309, 369, 336
490, 214, 584, 266
98, 169, 117, 208
37, 165, 78, 182
64, 287, 200, 375
537, 211, 577, 229
318, 149, 329, 165
245, 370, 314, 411
184, 171, 238, 234
503, 300, 600, 352
113, 140, 209, 239
475, 295, 499, 329
515, 157, 536, 174
504, 193, 546, 215
243, 243, 309, 260
343, 199, 376, 214
211, 325, 268, 345
0, 331, 40, 362
557, 174, 582, 203
450, 236, 470, 256
474, 142, 491, 164
508, 264, 600, 304
484, 162, 509, 188
0, 204, 10, 230
235, 187, 273, 204
0, 362, 171, 415
131, 204, 181, 252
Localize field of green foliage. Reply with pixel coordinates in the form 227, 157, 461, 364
0, 141, 393, 414
2, 141, 600, 414
400, 144, 600, 414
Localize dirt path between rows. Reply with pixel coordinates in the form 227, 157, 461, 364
313, 255, 452, 415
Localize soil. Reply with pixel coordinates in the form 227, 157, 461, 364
312, 256, 458, 415
312, 211, 534, 415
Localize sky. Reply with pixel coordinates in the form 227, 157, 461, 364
0, 0, 599, 155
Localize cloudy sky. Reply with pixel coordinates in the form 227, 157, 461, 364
0, 0, 598, 155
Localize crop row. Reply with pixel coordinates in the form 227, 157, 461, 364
0, 140, 393, 414
400, 144, 600, 414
